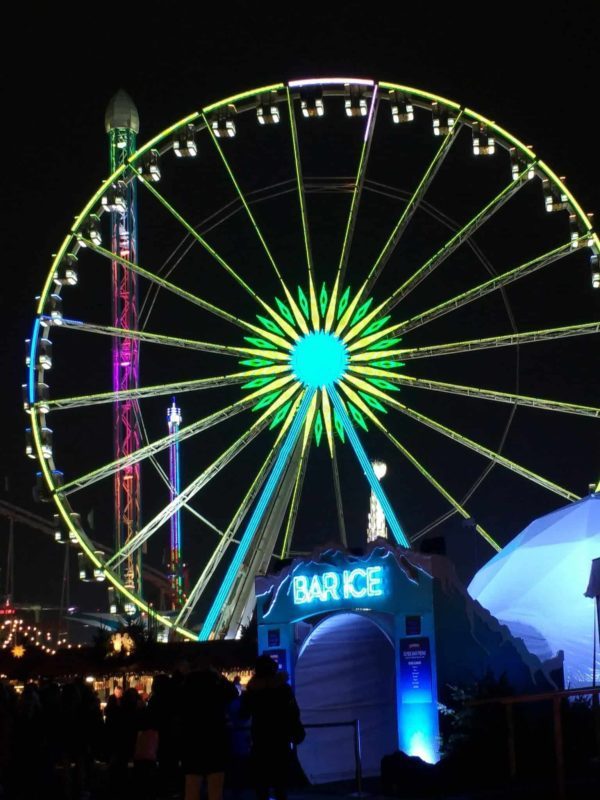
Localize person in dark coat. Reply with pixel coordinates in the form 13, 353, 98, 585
180, 658, 237, 800
241, 655, 304, 800
105, 687, 144, 797
147, 673, 179, 794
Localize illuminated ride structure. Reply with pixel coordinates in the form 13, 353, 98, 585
25, 78, 600, 642
105, 93, 142, 605
167, 399, 184, 609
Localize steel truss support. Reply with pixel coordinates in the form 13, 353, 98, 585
353, 241, 577, 350
214, 434, 307, 639
59, 396, 257, 495
108, 116, 141, 594
132, 164, 304, 339
354, 321, 600, 363
109, 413, 274, 570
339, 164, 534, 343
343, 373, 580, 502
357, 370, 600, 418
362, 111, 463, 296
328, 387, 410, 547
199, 389, 315, 639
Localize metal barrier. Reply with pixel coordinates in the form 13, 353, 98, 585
302, 720, 363, 795
231, 718, 364, 795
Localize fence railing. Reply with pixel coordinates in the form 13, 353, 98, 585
231, 718, 364, 794
469, 684, 600, 799
303, 720, 363, 794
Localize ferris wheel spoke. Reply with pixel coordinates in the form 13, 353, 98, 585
286, 87, 318, 329
279, 433, 312, 558
54, 316, 257, 358
382, 166, 534, 311
331, 439, 348, 548
396, 443, 501, 551
133, 166, 259, 296
108, 410, 277, 571
45, 368, 288, 411
331, 86, 381, 311
212, 432, 313, 639
175, 426, 289, 628
176, 390, 305, 629
381, 393, 580, 501
327, 386, 410, 547
203, 114, 285, 286
197, 388, 315, 639
151, 449, 229, 540
146, 449, 229, 541
78, 237, 293, 346
340, 165, 533, 344
110, 384, 303, 580
132, 166, 298, 339
358, 369, 600, 418
344, 397, 501, 550
362, 111, 464, 297
353, 240, 577, 350
352, 320, 600, 363
59, 395, 256, 495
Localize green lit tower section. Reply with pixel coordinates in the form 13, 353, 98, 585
105, 91, 142, 606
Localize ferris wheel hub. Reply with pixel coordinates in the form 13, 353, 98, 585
291, 331, 348, 388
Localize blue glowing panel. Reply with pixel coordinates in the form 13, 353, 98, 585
291, 332, 348, 388
469, 494, 600, 688
398, 704, 438, 764
399, 637, 433, 704
28, 318, 41, 405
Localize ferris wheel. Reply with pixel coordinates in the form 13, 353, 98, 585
25, 77, 600, 641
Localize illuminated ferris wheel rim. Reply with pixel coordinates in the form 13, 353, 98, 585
32, 77, 599, 312
26, 77, 600, 642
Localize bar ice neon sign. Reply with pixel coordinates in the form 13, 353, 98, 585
292, 566, 384, 605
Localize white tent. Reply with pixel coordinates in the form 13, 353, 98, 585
468, 494, 600, 688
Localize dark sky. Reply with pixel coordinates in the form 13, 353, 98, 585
1, 2, 598, 620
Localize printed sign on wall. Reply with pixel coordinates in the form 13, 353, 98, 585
399, 636, 433, 704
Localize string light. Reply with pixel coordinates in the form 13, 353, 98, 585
0, 615, 74, 656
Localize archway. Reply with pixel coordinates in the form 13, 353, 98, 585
295, 612, 397, 783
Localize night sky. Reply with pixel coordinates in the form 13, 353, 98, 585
1, 3, 598, 624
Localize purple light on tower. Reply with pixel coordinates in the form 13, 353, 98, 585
106, 91, 142, 603
167, 399, 184, 610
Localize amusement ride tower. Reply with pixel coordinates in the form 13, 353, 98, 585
105, 91, 142, 604
167, 400, 184, 609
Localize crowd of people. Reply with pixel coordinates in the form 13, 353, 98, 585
0, 654, 305, 800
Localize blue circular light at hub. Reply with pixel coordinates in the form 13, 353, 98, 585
291, 331, 349, 388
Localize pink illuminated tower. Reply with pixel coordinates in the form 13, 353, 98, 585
105, 91, 142, 603
167, 400, 184, 609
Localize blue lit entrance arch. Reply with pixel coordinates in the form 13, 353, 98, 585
256, 545, 440, 768
296, 612, 397, 782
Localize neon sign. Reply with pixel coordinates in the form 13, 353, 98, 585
292, 566, 385, 605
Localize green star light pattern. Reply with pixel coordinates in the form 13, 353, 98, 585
238, 279, 405, 451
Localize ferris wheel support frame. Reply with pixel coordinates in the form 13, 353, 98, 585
26, 78, 600, 643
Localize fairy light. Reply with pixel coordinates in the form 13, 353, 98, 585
0, 616, 72, 656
